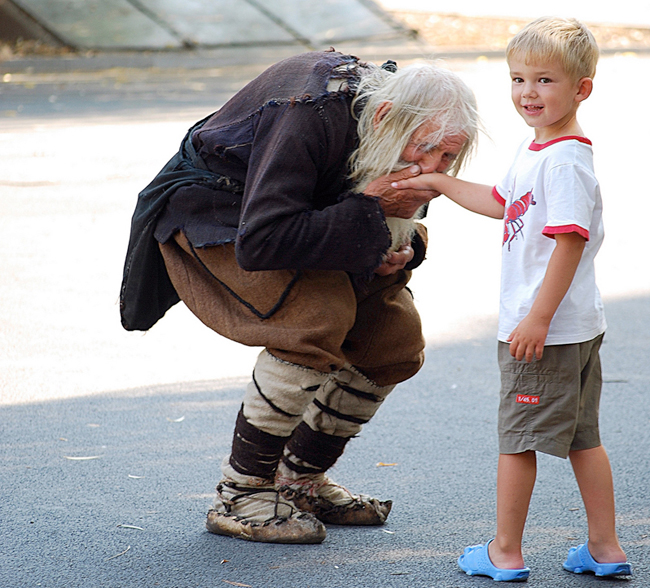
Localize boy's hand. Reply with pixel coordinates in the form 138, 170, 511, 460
507, 232, 586, 362
507, 315, 549, 362
392, 173, 504, 219
390, 172, 444, 194
365, 166, 441, 219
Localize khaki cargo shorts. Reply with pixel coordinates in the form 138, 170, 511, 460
497, 333, 604, 458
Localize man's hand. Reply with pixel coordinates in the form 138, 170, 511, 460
374, 243, 414, 276
364, 165, 441, 219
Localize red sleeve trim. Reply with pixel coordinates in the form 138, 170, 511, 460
492, 186, 506, 206
542, 224, 589, 241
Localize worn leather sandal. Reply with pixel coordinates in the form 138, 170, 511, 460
276, 473, 392, 525
206, 481, 326, 544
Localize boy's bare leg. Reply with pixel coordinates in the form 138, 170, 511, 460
490, 451, 537, 569
569, 446, 627, 563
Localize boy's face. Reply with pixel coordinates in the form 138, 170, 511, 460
508, 56, 587, 141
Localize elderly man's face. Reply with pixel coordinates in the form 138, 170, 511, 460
400, 119, 467, 174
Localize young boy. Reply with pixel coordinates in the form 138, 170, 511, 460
392, 17, 631, 581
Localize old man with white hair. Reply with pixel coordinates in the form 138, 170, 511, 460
120, 49, 478, 544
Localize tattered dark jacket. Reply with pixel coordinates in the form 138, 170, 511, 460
120, 50, 426, 331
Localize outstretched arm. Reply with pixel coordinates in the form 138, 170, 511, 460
392, 173, 504, 219
508, 232, 586, 362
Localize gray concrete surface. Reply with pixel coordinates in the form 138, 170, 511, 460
4, 0, 412, 50
1, 44, 649, 587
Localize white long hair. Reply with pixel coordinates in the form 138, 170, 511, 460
350, 61, 479, 188
348, 61, 479, 249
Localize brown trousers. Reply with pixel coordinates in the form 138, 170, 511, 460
159, 232, 425, 386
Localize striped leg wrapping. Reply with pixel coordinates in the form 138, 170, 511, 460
276, 364, 395, 525
240, 349, 328, 438
302, 363, 395, 438
206, 350, 329, 543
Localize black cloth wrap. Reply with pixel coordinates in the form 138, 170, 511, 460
229, 407, 288, 478
283, 421, 350, 474
119, 114, 244, 331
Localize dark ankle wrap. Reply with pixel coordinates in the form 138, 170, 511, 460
229, 407, 288, 478
283, 422, 350, 474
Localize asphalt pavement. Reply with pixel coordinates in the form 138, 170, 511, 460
1, 298, 648, 588
1, 44, 649, 588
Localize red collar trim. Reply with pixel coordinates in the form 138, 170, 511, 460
528, 136, 592, 151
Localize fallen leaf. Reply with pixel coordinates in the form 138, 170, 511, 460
117, 524, 144, 530
63, 455, 102, 461
376, 462, 398, 467
106, 545, 131, 561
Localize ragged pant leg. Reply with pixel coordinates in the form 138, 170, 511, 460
160, 235, 424, 477
159, 234, 357, 373
281, 364, 395, 475
275, 363, 398, 525
229, 349, 329, 479
282, 270, 425, 476
344, 269, 425, 387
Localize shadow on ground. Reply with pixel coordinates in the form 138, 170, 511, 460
1, 295, 648, 588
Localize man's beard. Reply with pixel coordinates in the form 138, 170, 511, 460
351, 151, 423, 253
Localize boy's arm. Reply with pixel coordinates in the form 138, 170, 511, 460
392, 173, 504, 219
508, 231, 586, 362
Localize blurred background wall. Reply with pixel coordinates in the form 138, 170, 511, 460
1, 0, 649, 56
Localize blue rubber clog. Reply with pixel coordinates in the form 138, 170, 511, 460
563, 542, 632, 577
458, 539, 531, 582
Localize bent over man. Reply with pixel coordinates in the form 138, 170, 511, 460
120, 49, 478, 544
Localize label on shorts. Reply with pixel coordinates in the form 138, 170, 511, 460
516, 394, 540, 405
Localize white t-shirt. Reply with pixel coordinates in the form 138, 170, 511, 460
493, 136, 606, 345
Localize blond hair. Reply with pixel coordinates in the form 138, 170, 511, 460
349, 61, 479, 189
506, 17, 599, 80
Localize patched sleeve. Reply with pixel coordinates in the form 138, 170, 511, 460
235, 99, 391, 273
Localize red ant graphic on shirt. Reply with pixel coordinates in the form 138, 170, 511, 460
503, 189, 536, 251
